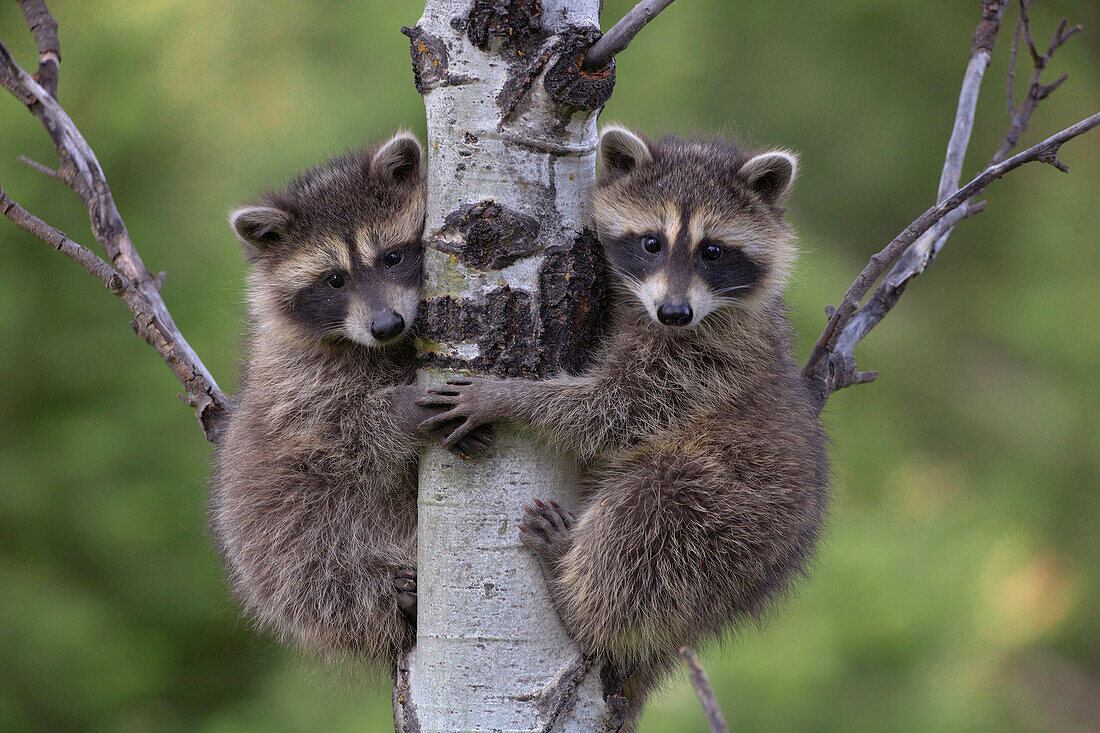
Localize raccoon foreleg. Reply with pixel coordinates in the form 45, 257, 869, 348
419, 375, 622, 460
388, 384, 493, 458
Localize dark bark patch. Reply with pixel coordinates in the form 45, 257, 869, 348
402, 25, 475, 94
432, 201, 541, 271
418, 229, 609, 379
419, 287, 539, 378
537, 227, 610, 375
392, 654, 420, 733
544, 26, 616, 111
600, 663, 629, 731
464, 0, 543, 52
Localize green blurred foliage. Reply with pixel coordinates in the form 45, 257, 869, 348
1, 1, 1097, 730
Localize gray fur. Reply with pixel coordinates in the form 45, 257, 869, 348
210, 134, 430, 670
422, 128, 828, 724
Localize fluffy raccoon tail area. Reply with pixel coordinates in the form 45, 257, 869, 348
530, 447, 821, 671
235, 563, 416, 668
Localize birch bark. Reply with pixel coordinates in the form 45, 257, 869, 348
396, 1, 617, 730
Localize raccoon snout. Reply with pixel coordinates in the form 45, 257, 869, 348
657, 301, 693, 327
370, 309, 406, 342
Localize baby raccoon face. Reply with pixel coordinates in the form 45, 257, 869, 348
591, 126, 798, 329
268, 232, 424, 347
230, 132, 426, 348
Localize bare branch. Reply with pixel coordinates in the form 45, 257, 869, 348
803, 111, 1100, 402
941, 0, 1013, 192
802, 0, 1008, 400
0, 2, 229, 440
17, 0, 59, 98
939, 0, 1009, 202
1019, 0, 1042, 65
822, 201, 987, 392
1007, 10, 1022, 115
2, 187, 123, 293
803, 0, 1093, 405
0, 188, 230, 437
679, 647, 728, 733
0, 44, 34, 105
582, 0, 676, 71
994, 1, 1081, 164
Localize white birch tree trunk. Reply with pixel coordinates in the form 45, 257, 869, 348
395, 1, 618, 731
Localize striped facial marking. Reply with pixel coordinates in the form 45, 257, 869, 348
599, 202, 771, 327
274, 236, 354, 290
267, 218, 425, 348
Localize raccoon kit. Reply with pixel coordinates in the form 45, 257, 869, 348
209, 133, 487, 668
422, 127, 829, 712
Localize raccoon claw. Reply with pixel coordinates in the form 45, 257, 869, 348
394, 569, 417, 623
451, 425, 495, 459
519, 498, 574, 569
416, 377, 502, 450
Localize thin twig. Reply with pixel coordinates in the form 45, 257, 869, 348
1019, 0, 1042, 64
0, 1, 229, 440
939, 1, 1009, 202
1006, 9, 1022, 115
17, 154, 61, 179
0, 188, 228, 422
2, 188, 124, 293
582, 0, 676, 71
993, 0, 1080, 164
17, 0, 59, 98
679, 647, 728, 733
829, 201, 987, 376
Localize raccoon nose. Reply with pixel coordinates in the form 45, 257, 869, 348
370, 309, 406, 342
657, 302, 693, 327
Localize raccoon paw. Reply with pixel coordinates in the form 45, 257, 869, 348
416, 377, 503, 451
394, 568, 417, 624
519, 498, 574, 571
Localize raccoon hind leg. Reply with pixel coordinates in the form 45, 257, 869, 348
519, 498, 575, 576
393, 568, 417, 624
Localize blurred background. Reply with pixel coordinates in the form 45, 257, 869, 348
1, 1, 1097, 730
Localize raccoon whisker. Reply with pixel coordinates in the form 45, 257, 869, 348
712, 284, 752, 296
317, 322, 348, 338
609, 264, 644, 288
608, 268, 650, 302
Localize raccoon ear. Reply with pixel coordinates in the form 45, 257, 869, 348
740, 151, 798, 205
372, 131, 424, 183
229, 206, 290, 251
598, 125, 652, 178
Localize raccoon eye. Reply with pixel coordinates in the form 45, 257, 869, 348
383, 250, 404, 267
325, 273, 345, 289
641, 235, 661, 254
701, 243, 723, 261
